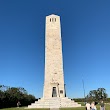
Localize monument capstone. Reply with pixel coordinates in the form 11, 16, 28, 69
28, 14, 81, 108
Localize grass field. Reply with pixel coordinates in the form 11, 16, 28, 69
0, 104, 110, 110
61, 104, 110, 110
0, 108, 49, 110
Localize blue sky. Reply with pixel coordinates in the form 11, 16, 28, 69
0, 0, 110, 98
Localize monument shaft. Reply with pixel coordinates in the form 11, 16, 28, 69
43, 14, 65, 98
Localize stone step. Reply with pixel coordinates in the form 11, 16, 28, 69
27, 97, 81, 108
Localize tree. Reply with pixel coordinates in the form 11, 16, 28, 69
0, 85, 36, 108
86, 88, 108, 102
97, 88, 108, 100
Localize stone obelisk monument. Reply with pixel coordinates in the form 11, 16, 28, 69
28, 14, 81, 108
43, 14, 65, 98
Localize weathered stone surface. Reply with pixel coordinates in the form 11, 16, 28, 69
44, 14, 65, 98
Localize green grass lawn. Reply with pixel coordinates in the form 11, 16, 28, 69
0, 107, 49, 110
60, 104, 110, 110
0, 104, 110, 110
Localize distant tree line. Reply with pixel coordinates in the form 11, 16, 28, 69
74, 88, 109, 103
0, 85, 36, 108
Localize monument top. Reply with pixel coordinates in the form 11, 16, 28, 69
46, 14, 59, 17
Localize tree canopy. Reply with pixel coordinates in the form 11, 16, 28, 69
86, 88, 108, 102
0, 85, 36, 108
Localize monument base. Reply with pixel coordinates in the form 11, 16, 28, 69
28, 97, 81, 108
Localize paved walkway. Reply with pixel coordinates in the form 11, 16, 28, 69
50, 108, 59, 110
